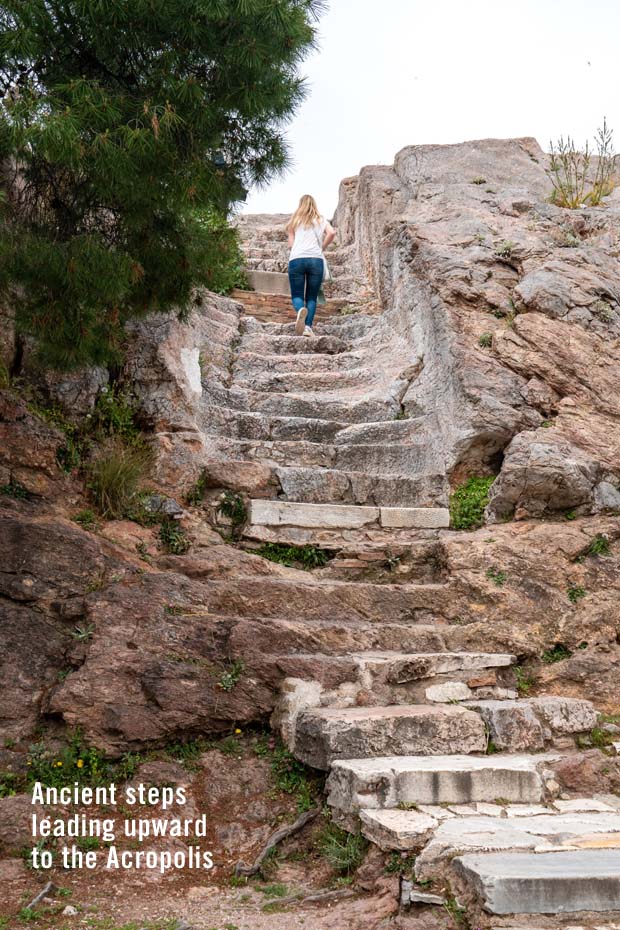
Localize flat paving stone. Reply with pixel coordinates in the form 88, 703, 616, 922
327, 753, 558, 812
249, 499, 380, 529
454, 849, 620, 915
416, 812, 620, 879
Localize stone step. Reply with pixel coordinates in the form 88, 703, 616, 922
454, 850, 620, 915
249, 499, 450, 529
211, 438, 434, 475
274, 467, 448, 506
233, 348, 367, 374
204, 381, 398, 423
200, 405, 350, 443
245, 269, 290, 295
463, 696, 598, 751
201, 575, 452, 623
238, 332, 351, 356
292, 704, 488, 770
216, 618, 455, 659
231, 364, 381, 394
416, 809, 620, 880
326, 754, 557, 814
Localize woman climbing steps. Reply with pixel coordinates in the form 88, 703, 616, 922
287, 194, 336, 336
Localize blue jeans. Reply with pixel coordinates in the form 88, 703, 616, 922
288, 257, 324, 327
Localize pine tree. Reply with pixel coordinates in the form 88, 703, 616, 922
0, 0, 326, 368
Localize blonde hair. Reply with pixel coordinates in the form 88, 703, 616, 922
288, 194, 322, 232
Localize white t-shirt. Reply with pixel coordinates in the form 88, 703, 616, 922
289, 219, 327, 261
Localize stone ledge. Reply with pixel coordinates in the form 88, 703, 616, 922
248, 499, 450, 530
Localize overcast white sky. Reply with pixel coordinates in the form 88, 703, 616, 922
243, 0, 620, 218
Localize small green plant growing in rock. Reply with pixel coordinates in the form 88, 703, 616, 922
217, 660, 245, 692
256, 542, 330, 570
514, 666, 535, 696
449, 476, 495, 530
253, 734, 320, 812
564, 509, 577, 521
259, 883, 289, 898
397, 800, 419, 810
542, 643, 572, 664
1, 478, 29, 499
471, 177, 487, 185
70, 624, 95, 642
385, 851, 417, 877
443, 891, 470, 930
394, 408, 409, 420
218, 490, 247, 529
495, 239, 516, 259
548, 119, 617, 208
486, 737, 500, 754
186, 469, 209, 506
86, 441, 151, 519
568, 583, 587, 604
317, 820, 368, 876
479, 332, 493, 348
72, 509, 98, 530
486, 567, 506, 586
592, 299, 614, 322
588, 533, 610, 557
158, 518, 190, 555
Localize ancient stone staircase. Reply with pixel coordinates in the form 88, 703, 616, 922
190, 213, 620, 924
272, 648, 620, 921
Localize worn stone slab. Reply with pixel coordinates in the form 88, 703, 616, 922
454, 849, 620, 915
380, 506, 450, 528
360, 809, 438, 851
416, 812, 620, 878
426, 681, 473, 703
351, 651, 516, 682
464, 696, 598, 751
554, 799, 616, 814
294, 704, 487, 770
526, 696, 599, 734
249, 499, 380, 529
401, 880, 446, 907
327, 754, 557, 812
246, 269, 291, 296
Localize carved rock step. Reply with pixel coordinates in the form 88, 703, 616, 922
293, 704, 487, 770
212, 439, 436, 476
327, 754, 557, 813
201, 575, 452, 623
238, 332, 351, 356
205, 381, 398, 423
230, 366, 386, 395
453, 849, 620, 915
233, 347, 367, 374
200, 405, 350, 442
463, 696, 598, 751
249, 500, 450, 529
416, 809, 620, 879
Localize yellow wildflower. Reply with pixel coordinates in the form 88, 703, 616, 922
235, 728, 242, 735
76, 759, 84, 768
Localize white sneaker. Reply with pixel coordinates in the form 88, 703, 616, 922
303, 326, 314, 337
295, 307, 307, 335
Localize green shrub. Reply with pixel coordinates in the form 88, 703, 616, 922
568, 583, 587, 604
254, 735, 319, 813
542, 643, 572, 664
186, 469, 209, 506
588, 533, 610, 557
217, 660, 245, 693
256, 542, 330, 570
0, 478, 29, 499
218, 491, 247, 529
317, 821, 368, 876
514, 666, 535, 696
479, 332, 493, 348
450, 476, 495, 530
486, 567, 506, 586
72, 509, 97, 530
158, 518, 190, 555
86, 441, 150, 518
